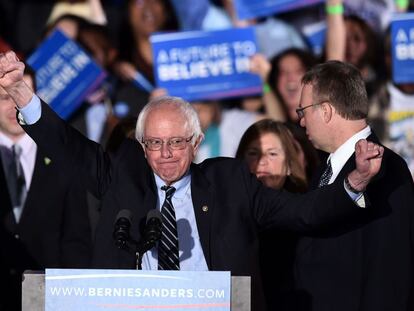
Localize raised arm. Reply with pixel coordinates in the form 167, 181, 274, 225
0, 51, 123, 198
325, 0, 346, 61
250, 53, 287, 121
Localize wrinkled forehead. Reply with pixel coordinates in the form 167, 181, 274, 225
145, 105, 190, 135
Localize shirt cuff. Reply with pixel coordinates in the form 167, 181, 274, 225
344, 181, 366, 208
17, 94, 42, 125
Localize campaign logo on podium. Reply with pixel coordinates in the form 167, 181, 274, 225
27, 30, 106, 120
45, 269, 231, 310
151, 27, 262, 101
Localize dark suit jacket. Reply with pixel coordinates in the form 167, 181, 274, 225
0, 143, 92, 311
23, 102, 364, 311
292, 134, 414, 311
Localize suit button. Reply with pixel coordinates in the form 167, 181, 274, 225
14, 234, 19, 240
10, 269, 17, 275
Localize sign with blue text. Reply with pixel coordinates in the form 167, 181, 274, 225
391, 13, 414, 83
45, 269, 231, 310
27, 30, 106, 119
234, 0, 324, 20
151, 27, 262, 101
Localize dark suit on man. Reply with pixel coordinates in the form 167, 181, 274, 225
23, 102, 366, 311
292, 133, 414, 311
0, 142, 92, 311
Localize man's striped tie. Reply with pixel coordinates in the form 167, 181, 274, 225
158, 185, 180, 270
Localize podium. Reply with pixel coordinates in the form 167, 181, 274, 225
22, 271, 250, 310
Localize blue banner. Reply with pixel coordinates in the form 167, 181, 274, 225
391, 13, 414, 84
45, 269, 231, 311
151, 28, 262, 101
302, 21, 326, 56
234, 0, 324, 20
27, 30, 107, 120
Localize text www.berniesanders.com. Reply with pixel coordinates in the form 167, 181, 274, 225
49, 287, 225, 299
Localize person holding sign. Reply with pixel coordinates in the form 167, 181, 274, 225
0, 51, 385, 311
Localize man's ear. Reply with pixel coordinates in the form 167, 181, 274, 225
321, 102, 333, 123
139, 141, 147, 158
193, 133, 204, 154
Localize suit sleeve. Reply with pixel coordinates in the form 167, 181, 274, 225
239, 162, 365, 233
21, 100, 145, 198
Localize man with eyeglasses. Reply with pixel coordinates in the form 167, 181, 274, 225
291, 60, 414, 311
0, 51, 385, 311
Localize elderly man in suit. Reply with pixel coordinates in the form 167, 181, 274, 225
0, 51, 384, 310
291, 60, 414, 311
0, 64, 91, 310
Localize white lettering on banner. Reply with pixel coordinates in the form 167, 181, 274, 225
395, 27, 414, 60
158, 58, 233, 81
36, 41, 91, 103
156, 40, 256, 81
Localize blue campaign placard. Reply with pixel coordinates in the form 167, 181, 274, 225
234, 0, 324, 20
27, 30, 107, 120
391, 13, 414, 84
45, 269, 231, 311
302, 21, 327, 56
151, 27, 262, 101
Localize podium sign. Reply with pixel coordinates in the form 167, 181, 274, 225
45, 269, 231, 310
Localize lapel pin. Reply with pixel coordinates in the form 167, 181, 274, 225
44, 157, 51, 165
202, 205, 208, 212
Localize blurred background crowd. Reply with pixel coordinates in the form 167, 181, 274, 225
1, 0, 413, 181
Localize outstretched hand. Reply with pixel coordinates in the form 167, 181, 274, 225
0, 51, 33, 108
347, 139, 384, 192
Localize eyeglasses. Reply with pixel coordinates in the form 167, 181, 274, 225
296, 101, 327, 119
142, 135, 194, 151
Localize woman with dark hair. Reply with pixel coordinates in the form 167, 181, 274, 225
236, 119, 307, 192
343, 14, 383, 98
116, 0, 179, 85
267, 48, 318, 123
236, 119, 308, 310
112, 0, 180, 119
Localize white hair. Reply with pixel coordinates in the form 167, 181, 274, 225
135, 96, 203, 145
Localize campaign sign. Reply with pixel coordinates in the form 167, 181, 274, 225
45, 269, 231, 310
234, 0, 324, 20
302, 21, 326, 56
391, 13, 414, 84
151, 28, 262, 101
27, 30, 106, 119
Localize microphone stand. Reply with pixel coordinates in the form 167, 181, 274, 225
135, 239, 157, 270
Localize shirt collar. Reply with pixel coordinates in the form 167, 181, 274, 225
0, 132, 35, 157
154, 170, 191, 200
328, 126, 371, 177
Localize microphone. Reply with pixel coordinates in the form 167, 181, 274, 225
139, 209, 162, 253
113, 209, 132, 249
